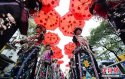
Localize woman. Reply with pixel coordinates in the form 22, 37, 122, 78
42, 44, 53, 68
72, 27, 101, 79
72, 27, 89, 49
26, 24, 46, 45
40, 44, 53, 78
35, 24, 46, 45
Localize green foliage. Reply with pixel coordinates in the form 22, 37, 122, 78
89, 21, 115, 46
88, 21, 125, 59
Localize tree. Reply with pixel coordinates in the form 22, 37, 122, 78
88, 21, 125, 60
88, 21, 125, 74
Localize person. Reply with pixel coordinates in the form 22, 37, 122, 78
51, 59, 58, 79
72, 27, 101, 79
24, 0, 42, 14
72, 27, 87, 79
14, 24, 46, 47
42, 44, 53, 68
72, 27, 89, 49
68, 58, 76, 79
28, 24, 46, 45
40, 44, 53, 78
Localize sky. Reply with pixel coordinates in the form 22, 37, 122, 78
48, 0, 102, 73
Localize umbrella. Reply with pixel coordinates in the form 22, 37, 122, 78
51, 46, 62, 54
41, 0, 60, 8
41, 5, 53, 13
64, 42, 76, 55
51, 46, 63, 59
69, 0, 92, 20
42, 32, 60, 46
65, 64, 70, 67
52, 54, 63, 59
57, 60, 64, 65
67, 54, 74, 59
59, 12, 85, 36
34, 9, 60, 30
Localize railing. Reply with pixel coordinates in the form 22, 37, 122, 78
101, 60, 125, 78
107, 60, 125, 67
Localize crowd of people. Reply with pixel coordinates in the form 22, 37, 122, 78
6, 22, 102, 79
9, 23, 66, 79
2, 0, 125, 79
9, 24, 46, 79
36, 27, 101, 79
